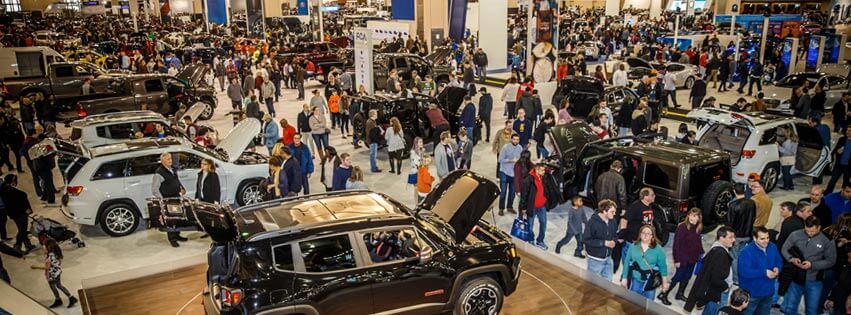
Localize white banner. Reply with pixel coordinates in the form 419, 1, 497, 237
366, 20, 414, 42
354, 27, 374, 95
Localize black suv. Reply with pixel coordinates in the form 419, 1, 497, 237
547, 122, 735, 243
168, 170, 520, 315
550, 75, 654, 120
349, 86, 467, 151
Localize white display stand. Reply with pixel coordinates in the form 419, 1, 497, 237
354, 27, 375, 95
786, 38, 800, 75
479, 0, 508, 70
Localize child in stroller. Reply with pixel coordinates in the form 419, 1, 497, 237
29, 216, 85, 248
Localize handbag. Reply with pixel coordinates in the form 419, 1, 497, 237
510, 215, 532, 242
638, 255, 663, 291
693, 256, 703, 276
779, 155, 795, 166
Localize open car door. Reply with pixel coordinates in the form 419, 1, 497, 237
793, 122, 832, 177
416, 170, 499, 243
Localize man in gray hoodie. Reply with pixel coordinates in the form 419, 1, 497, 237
781, 216, 836, 315
227, 78, 244, 110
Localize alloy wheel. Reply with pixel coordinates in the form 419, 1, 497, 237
463, 286, 499, 315
105, 207, 135, 234
714, 189, 735, 219
242, 184, 263, 205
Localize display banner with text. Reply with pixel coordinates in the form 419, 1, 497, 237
354, 27, 374, 94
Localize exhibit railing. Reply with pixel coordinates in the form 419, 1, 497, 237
0, 279, 57, 315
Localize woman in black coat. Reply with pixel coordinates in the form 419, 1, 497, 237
195, 159, 221, 204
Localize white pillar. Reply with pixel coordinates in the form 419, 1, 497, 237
479, 0, 507, 70
759, 15, 769, 63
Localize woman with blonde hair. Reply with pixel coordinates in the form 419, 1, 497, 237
778, 126, 799, 190
346, 166, 369, 190
385, 117, 405, 175
659, 208, 704, 305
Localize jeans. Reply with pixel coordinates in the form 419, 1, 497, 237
498, 171, 515, 210
302, 173, 310, 195
619, 126, 630, 137
48, 275, 72, 300
587, 256, 614, 281
506, 102, 516, 119
231, 99, 242, 110
669, 263, 695, 284
527, 207, 548, 245
748, 77, 762, 95
730, 237, 750, 284
273, 80, 281, 101
784, 281, 823, 315
703, 290, 730, 315
825, 163, 851, 193
465, 127, 475, 143
744, 295, 773, 315
264, 98, 275, 116
781, 164, 794, 189
476, 65, 487, 83
628, 278, 656, 300
369, 143, 379, 172
311, 133, 328, 154
556, 229, 583, 254
537, 145, 549, 159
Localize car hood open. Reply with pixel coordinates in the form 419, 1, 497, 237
216, 118, 261, 162
176, 64, 208, 87
416, 170, 499, 244
437, 86, 468, 114
626, 57, 652, 69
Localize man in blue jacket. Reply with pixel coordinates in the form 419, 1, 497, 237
460, 96, 477, 143
287, 134, 314, 194
823, 183, 851, 224
738, 226, 783, 315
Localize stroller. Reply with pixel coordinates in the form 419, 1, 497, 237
29, 216, 86, 248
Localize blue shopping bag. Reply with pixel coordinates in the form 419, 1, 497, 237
510, 215, 532, 242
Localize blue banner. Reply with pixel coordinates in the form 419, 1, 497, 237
206, 0, 227, 25
297, 0, 308, 15
391, 0, 415, 20
449, 0, 467, 42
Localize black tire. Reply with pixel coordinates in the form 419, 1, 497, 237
199, 99, 215, 120
453, 276, 504, 315
760, 163, 781, 193
236, 180, 263, 206
700, 181, 735, 225
98, 202, 140, 237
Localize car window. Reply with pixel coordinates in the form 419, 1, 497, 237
272, 244, 295, 271
667, 64, 685, 72
92, 160, 127, 180
127, 154, 162, 177
54, 66, 74, 77
144, 79, 164, 92
299, 234, 357, 273
395, 57, 409, 69
643, 162, 679, 190
175, 151, 202, 170
105, 123, 135, 139
362, 228, 421, 264
759, 127, 778, 145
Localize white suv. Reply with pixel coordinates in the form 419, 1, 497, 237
55, 119, 267, 237
68, 103, 206, 148
688, 108, 831, 192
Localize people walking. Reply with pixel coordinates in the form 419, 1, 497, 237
0, 174, 35, 253
498, 134, 522, 216
433, 131, 457, 181
287, 134, 314, 194
478, 87, 493, 142
555, 196, 591, 257
685, 226, 736, 315
309, 106, 330, 162
262, 114, 279, 155
660, 208, 704, 305
519, 163, 559, 250
584, 199, 619, 280
385, 117, 405, 175
621, 224, 669, 301
32, 239, 77, 308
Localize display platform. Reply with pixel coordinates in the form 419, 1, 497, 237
78, 249, 643, 315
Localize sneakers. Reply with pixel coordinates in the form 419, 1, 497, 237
68, 296, 78, 308
573, 253, 586, 259
170, 240, 180, 248
175, 235, 189, 242
535, 242, 548, 250
49, 299, 62, 308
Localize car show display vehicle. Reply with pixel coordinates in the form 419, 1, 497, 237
68, 104, 205, 147
4, 61, 124, 107
551, 75, 643, 119
70, 64, 217, 121
48, 118, 266, 237
547, 122, 735, 242
274, 42, 347, 82
688, 108, 832, 192
623, 57, 699, 89
769, 71, 848, 111
349, 86, 467, 151
189, 170, 519, 315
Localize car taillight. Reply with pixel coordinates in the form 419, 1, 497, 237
67, 186, 84, 196
222, 287, 242, 307
741, 150, 756, 159
77, 104, 87, 117
679, 201, 689, 213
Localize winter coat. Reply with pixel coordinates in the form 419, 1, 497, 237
685, 243, 733, 312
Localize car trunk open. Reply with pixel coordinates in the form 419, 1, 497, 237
697, 124, 751, 166
416, 170, 499, 244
